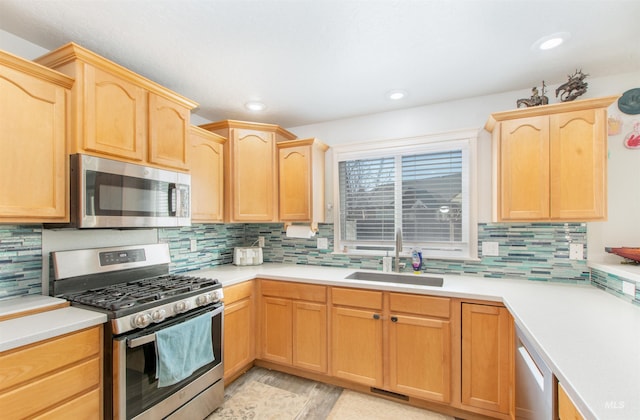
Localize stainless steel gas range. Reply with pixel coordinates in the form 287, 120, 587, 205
50, 243, 224, 420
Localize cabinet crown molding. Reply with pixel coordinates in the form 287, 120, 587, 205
0, 49, 74, 88
34, 42, 198, 109
200, 119, 297, 140
277, 138, 329, 151
485, 95, 619, 132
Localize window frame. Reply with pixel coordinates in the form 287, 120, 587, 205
332, 129, 479, 260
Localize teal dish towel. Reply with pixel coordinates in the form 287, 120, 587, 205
155, 312, 214, 387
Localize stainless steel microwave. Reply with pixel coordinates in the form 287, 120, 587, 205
50, 154, 191, 228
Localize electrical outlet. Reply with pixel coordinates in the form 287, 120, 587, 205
317, 237, 328, 250
622, 281, 636, 297
190, 239, 197, 252
258, 236, 265, 247
569, 243, 584, 260
482, 241, 499, 257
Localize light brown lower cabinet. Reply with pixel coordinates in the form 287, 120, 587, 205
0, 325, 103, 420
330, 288, 384, 387
223, 279, 516, 419
461, 302, 514, 418
388, 293, 451, 403
259, 280, 328, 374
223, 281, 255, 382
558, 382, 584, 420
330, 288, 452, 404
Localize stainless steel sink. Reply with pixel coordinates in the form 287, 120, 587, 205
345, 271, 443, 287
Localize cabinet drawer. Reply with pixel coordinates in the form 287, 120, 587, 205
389, 293, 450, 318
0, 326, 101, 392
0, 357, 100, 419
261, 280, 326, 303
224, 281, 254, 304
331, 287, 383, 310
34, 387, 101, 420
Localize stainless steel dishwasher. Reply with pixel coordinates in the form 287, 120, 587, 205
515, 325, 556, 419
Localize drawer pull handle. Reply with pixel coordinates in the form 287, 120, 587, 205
373, 314, 380, 320
391, 316, 398, 322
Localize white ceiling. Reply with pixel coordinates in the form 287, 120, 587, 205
1, 0, 639, 128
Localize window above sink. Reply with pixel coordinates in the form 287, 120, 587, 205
333, 129, 479, 260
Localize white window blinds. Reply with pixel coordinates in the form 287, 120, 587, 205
335, 131, 476, 259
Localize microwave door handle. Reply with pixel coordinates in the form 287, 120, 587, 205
168, 183, 177, 216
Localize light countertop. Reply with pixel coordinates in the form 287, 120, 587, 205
195, 263, 640, 420
0, 296, 107, 352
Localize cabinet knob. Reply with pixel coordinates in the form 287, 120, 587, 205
391, 316, 398, 322
373, 314, 380, 320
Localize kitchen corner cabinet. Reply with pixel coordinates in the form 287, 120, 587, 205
558, 382, 585, 420
259, 280, 328, 373
189, 126, 226, 222
223, 281, 255, 383
277, 138, 329, 227
200, 120, 297, 222
485, 96, 617, 221
0, 325, 103, 419
35, 42, 197, 171
0, 50, 73, 223
461, 302, 514, 418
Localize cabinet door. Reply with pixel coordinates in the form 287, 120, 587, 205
279, 144, 311, 221
293, 301, 327, 373
190, 127, 224, 222
230, 128, 277, 221
550, 108, 606, 220
461, 303, 513, 416
148, 93, 190, 170
0, 64, 68, 222
558, 382, 584, 420
389, 314, 451, 403
499, 116, 550, 220
84, 65, 146, 161
260, 296, 292, 364
330, 306, 383, 387
223, 298, 254, 381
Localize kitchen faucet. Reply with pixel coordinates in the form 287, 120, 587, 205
395, 228, 403, 272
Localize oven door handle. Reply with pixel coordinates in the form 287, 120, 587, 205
128, 333, 156, 348
127, 305, 223, 349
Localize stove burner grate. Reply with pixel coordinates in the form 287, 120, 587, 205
63, 274, 220, 311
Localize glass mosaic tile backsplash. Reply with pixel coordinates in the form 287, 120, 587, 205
0, 222, 637, 308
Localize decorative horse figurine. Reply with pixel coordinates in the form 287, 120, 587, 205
517, 81, 549, 108
555, 70, 588, 102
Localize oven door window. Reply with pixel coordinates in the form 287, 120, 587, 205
85, 170, 175, 217
118, 307, 222, 419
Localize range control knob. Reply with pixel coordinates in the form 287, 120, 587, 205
132, 313, 151, 329
151, 309, 166, 323
174, 300, 191, 314
211, 290, 222, 303
196, 294, 211, 306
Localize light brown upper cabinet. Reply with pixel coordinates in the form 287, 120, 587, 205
200, 120, 297, 222
35, 43, 197, 171
0, 50, 73, 223
189, 126, 226, 222
277, 138, 328, 228
485, 96, 618, 222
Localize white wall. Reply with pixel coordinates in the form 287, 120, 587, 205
2, 31, 638, 263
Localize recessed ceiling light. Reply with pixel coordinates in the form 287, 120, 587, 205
532, 32, 571, 51
245, 101, 267, 111
387, 90, 407, 100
